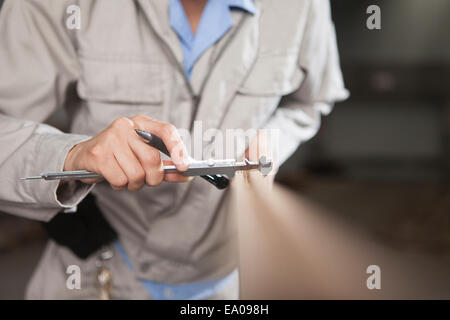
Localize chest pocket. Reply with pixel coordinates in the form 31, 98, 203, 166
227, 53, 305, 132
78, 56, 164, 105
238, 52, 305, 97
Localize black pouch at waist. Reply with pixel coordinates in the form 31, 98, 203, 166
42, 193, 118, 259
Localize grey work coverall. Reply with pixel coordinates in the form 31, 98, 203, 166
0, 0, 348, 299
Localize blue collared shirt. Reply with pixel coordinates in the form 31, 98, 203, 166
169, 0, 256, 79
115, 0, 255, 300
115, 242, 238, 299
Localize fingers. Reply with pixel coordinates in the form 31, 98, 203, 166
245, 131, 267, 161
97, 118, 143, 191
64, 115, 191, 192
132, 115, 189, 171
112, 142, 146, 192
107, 117, 189, 190
78, 137, 129, 190
242, 131, 278, 183
129, 137, 165, 186
98, 155, 128, 190
162, 160, 192, 183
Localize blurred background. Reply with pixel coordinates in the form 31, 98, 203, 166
0, 0, 449, 299
278, 0, 449, 256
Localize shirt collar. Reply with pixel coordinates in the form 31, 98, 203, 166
169, 0, 255, 78
169, 0, 255, 51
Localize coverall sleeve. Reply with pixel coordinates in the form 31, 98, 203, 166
0, 0, 93, 221
264, 0, 349, 164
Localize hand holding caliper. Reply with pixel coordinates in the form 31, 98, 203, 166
21, 116, 272, 190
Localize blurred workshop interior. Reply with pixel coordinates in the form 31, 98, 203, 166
0, 0, 449, 299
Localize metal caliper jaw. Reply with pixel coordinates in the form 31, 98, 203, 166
164, 156, 273, 178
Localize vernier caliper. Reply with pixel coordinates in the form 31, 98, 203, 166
21, 129, 273, 190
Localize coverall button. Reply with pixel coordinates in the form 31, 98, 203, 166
140, 262, 150, 273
